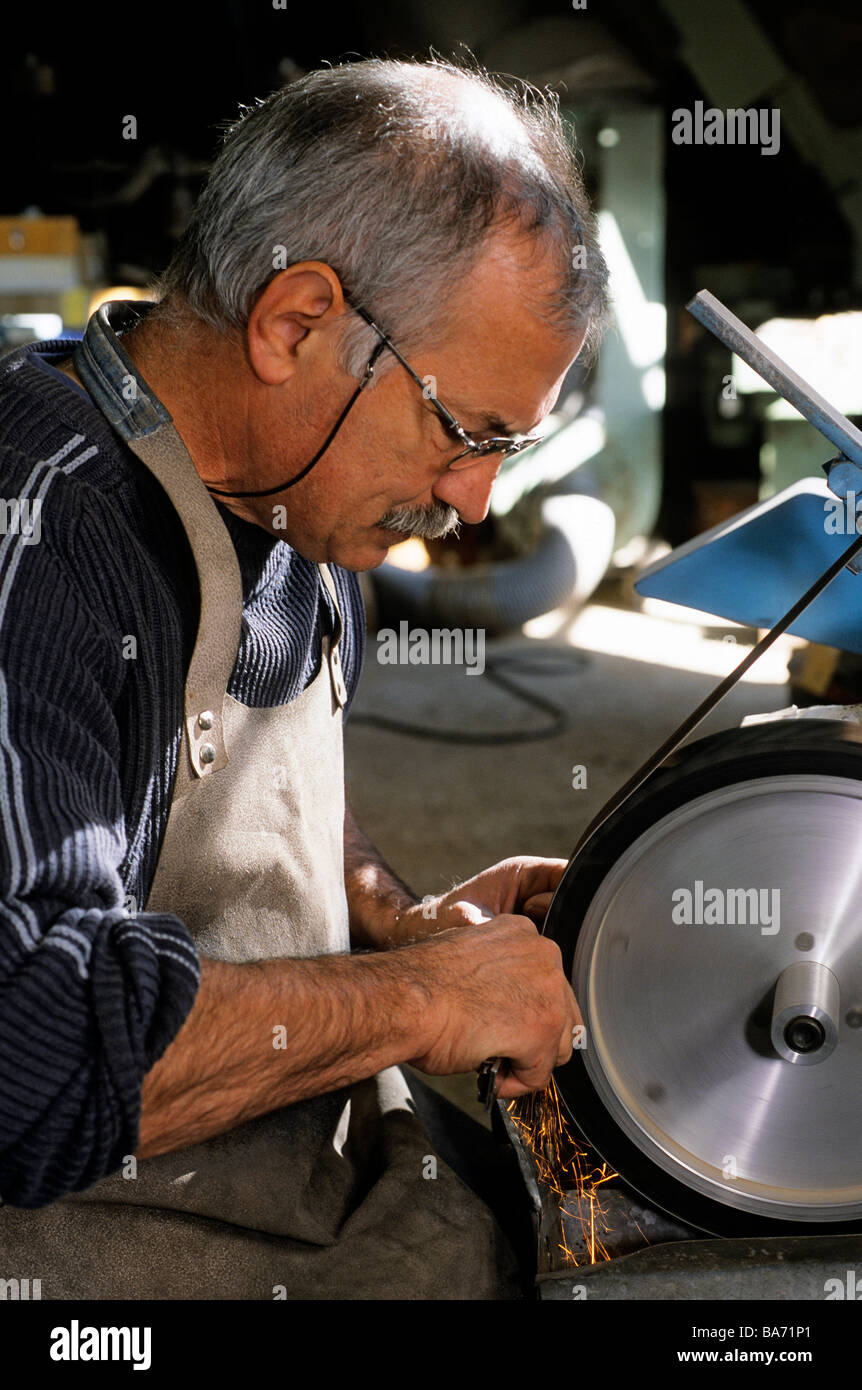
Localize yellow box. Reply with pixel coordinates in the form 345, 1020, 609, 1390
0, 217, 80, 256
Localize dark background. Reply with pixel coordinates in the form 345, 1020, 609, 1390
3, 0, 861, 544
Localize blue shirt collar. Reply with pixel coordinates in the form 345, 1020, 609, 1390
73, 300, 172, 441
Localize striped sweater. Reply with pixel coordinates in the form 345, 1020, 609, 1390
0, 336, 364, 1208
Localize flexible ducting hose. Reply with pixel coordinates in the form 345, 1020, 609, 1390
370, 494, 616, 635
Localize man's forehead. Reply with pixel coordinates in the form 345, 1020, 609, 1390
422, 232, 585, 428
441, 324, 584, 434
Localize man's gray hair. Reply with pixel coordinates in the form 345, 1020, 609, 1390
155, 56, 610, 378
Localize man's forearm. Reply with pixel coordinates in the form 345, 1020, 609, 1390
344, 803, 419, 948
137, 950, 433, 1160
139, 812, 429, 1161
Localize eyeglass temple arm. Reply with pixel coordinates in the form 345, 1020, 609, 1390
352, 303, 475, 449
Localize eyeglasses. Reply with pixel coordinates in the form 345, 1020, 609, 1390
351, 304, 543, 470
205, 298, 543, 501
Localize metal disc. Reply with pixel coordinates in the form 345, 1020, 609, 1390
549, 722, 862, 1233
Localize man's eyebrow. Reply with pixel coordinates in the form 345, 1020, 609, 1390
477, 412, 514, 434
474, 409, 547, 437
446, 402, 515, 434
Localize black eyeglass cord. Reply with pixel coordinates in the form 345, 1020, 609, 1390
205, 340, 386, 500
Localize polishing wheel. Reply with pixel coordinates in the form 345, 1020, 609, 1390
545, 717, 862, 1238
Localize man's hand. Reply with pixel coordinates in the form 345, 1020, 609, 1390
397, 855, 568, 940
138, 913, 580, 1158
344, 801, 568, 948
406, 915, 581, 1099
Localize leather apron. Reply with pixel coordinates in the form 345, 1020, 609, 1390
0, 366, 520, 1300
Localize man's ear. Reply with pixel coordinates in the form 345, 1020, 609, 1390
247, 262, 346, 385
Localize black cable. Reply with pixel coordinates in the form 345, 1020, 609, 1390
206, 340, 386, 499
348, 648, 588, 745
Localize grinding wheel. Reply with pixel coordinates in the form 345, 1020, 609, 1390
546, 718, 862, 1237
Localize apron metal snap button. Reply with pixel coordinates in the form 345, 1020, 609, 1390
200, 742, 217, 764
198, 710, 214, 730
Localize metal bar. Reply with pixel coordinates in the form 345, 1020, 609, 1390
687, 289, 862, 469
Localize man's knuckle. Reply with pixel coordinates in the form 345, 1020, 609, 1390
538, 934, 562, 963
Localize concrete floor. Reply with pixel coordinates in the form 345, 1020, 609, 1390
344, 575, 795, 1124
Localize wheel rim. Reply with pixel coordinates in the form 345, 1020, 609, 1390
569, 774, 862, 1225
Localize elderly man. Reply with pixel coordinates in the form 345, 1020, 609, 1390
0, 57, 607, 1299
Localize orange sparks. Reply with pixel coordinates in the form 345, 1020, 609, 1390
508, 1077, 618, 1268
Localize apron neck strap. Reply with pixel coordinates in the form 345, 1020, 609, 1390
317, 564, 348, 709
74, 314, 243, 781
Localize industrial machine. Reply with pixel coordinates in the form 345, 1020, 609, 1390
548, 714, 862, 1236
510, 292, 862, 1297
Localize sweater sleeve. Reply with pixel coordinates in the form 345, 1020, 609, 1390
0, 450, 200, 1208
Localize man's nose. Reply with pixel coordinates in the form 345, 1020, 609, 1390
430, 456, 503, 526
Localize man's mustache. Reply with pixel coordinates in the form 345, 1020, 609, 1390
377, 501, 461, 540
